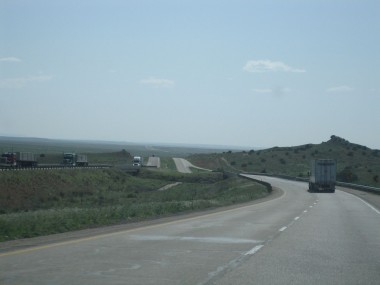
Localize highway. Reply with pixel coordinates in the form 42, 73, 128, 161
1, 176, 379, 284
173, 158, 211, 173
146, 156, 161, 168
0, 164, 111, 171
173, 157, 193, 173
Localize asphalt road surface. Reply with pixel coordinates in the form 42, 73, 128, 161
1, 176, 379, 285
146, 156, 161, 168
173, 158, 211, 173
173, 157, 193, 173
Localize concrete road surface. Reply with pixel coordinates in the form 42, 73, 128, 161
146, 156, 161, 168
1, 176, 379, 285
173, 158, 211, 173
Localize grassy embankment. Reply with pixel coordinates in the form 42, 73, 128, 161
188, 136, 380, 187
0, 168, 269, 241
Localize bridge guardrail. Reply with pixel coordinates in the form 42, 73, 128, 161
335, 181, 380, 194
238, 173, 272, 193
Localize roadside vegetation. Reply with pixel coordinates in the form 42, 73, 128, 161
0, 168, 268, 241
3, 134, 376, 242
188, 136, 380, 187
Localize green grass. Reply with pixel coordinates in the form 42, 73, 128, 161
0, 168, 268, 241
159, 157, 177, 171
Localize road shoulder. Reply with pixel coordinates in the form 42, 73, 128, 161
337, 187, 380, 211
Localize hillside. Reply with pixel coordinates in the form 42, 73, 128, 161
188, 136, 380, 187
0, 169, 269, 241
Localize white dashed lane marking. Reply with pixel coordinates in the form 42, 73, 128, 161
245, 245, 264, 256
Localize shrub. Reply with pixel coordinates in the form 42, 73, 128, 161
337, 167, 358, 183
0, 172, 270, 241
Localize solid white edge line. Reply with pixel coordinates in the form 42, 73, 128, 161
245, 245, 264, 255
359, 199, 380, 215
340, 191, 380, 215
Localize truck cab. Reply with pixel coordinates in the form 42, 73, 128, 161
133, 156, 143, 167
63, 153, 76, 166
1, 152, 16, 167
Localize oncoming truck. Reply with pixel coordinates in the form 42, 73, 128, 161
132, 156, 143, 167
309, 159, 336, 193
62, 153, 88, 167
1, 152, 38, 168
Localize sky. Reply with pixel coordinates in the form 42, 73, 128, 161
1, 0, 379, 149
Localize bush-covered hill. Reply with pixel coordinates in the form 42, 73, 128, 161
188, 136, 380, 187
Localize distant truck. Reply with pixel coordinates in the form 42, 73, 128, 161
132, 156, 143, 167
62, 153, 88, 167
0, 152, 37, 168
0, 152, 16, 167
309, 159, 336, 193
16, 152, 38, 167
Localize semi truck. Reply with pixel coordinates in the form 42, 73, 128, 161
0, 152, 37, 168
309, 159, 336, 193
132, 156, 143, 167
62, 153, 88, 167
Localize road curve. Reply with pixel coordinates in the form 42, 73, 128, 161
1, 176, 379, 284
173, 158, 211, 173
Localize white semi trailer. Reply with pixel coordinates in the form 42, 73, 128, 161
309, 159, 336, 193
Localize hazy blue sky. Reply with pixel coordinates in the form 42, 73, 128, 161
1, 0, 379, 148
